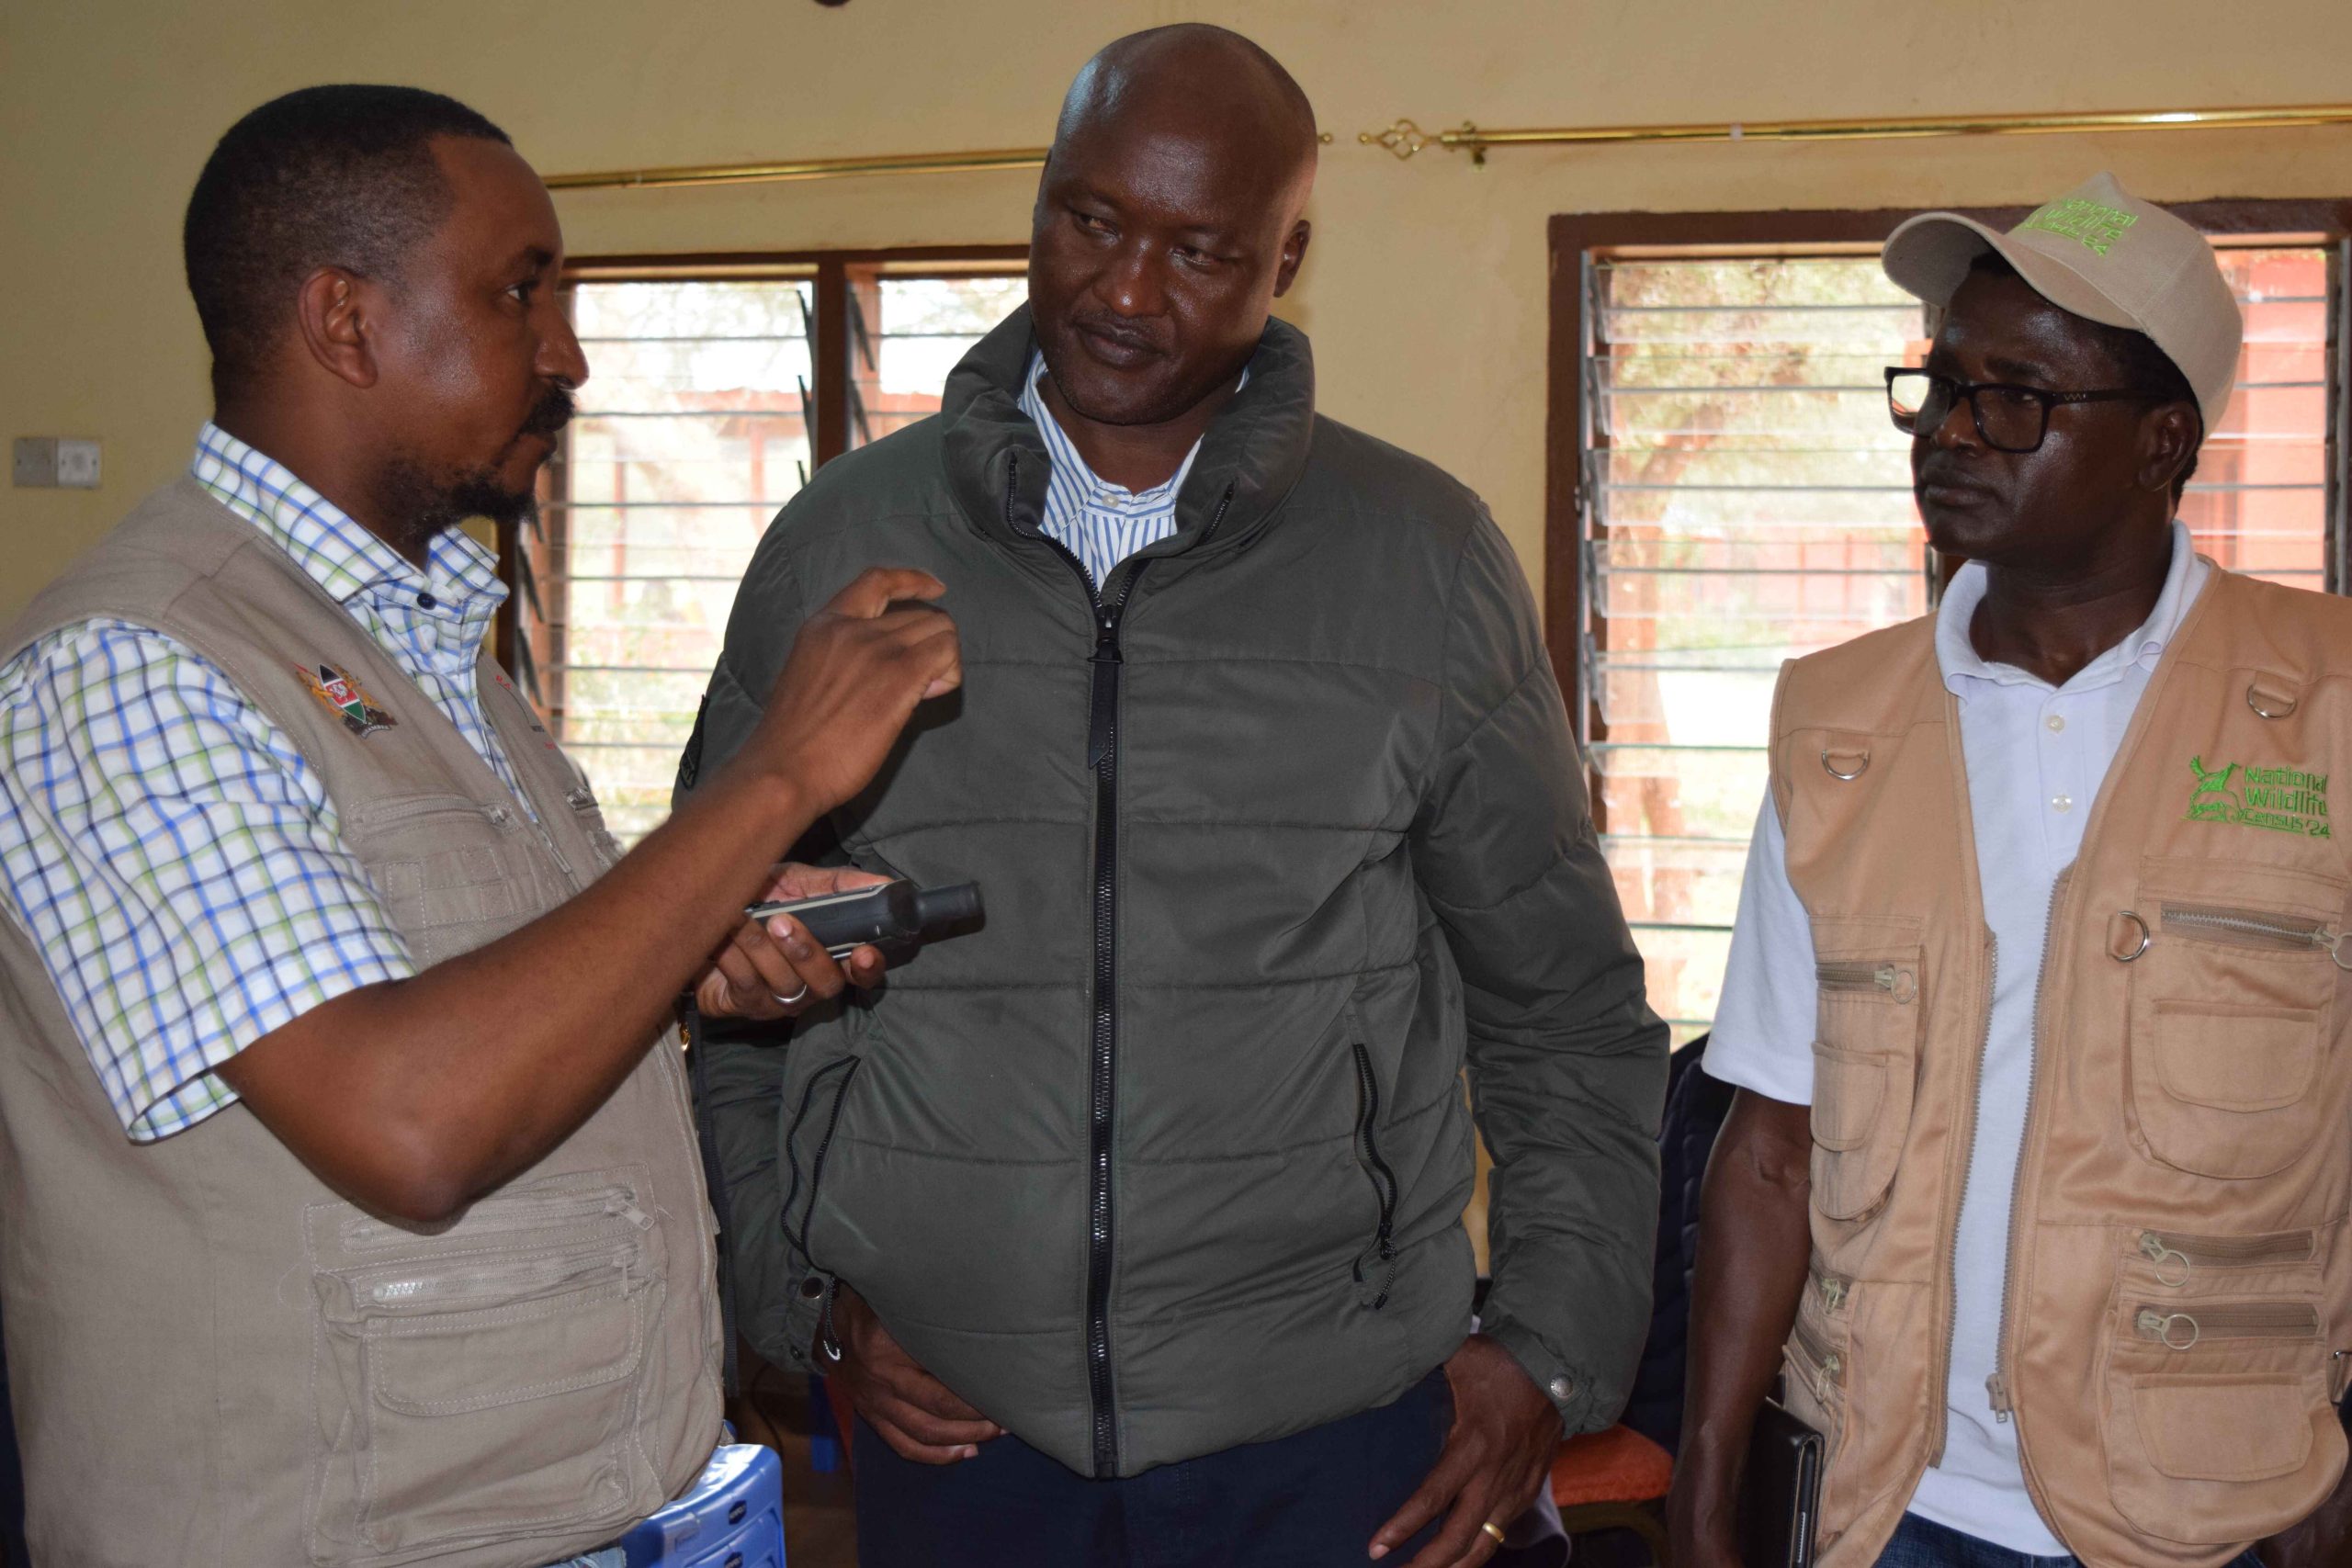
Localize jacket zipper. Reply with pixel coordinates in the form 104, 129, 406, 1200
2159, 903, 2352, 968
781, 1056, 861, 1264
2133, 1300, 2320, 1350
1349, 1043, 1400, 1309
1012, 451, 1238, 1478
1816, 960, 1917, 1004
1985, 867, 2072, 1427
2138, 1227, 2314, 1287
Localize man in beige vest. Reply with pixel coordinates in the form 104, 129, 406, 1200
1668, 175, 2352, 1566
0, 86, 958, 1565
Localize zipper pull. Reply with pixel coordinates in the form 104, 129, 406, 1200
607, 1195, 656, 1232
2139, 1309, 2200, 1350
2139, 1231, 2190, 1287
1085, 617, 1122, 772
1819, 1276, 1848, 1311
1875, 965, 1917, 1003
2324, 929, 2352, 972
818, 1276, 845, 1363
1818, 1351, 1842, 1384
1986, 1371, 2012, 1422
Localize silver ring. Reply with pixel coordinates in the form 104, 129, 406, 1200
1820, 748, 1870, 781
2110, 911, 2152, 963
771, 981, 811, 1009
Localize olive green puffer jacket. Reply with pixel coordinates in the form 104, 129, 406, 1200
683, 307, 1666, 1479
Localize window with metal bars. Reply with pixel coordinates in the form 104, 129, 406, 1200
1555, 211, 2346, 1044
503, 252, 1025, 845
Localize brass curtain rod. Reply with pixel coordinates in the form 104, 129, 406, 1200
541, 107, 2352, 193
546, 146, 1050, 191
547, 130, 1344, 193
1361, 104, 2352, 164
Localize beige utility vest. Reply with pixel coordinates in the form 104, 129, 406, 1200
1768, 564, 2352, 1567
0, 479, 721, 1567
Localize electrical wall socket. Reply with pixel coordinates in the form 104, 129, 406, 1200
13, 436, 102, 490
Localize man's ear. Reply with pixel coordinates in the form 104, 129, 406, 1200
293, 266, 379, 391
2136, 400, 2199, 493
1272, 220, 1312, 299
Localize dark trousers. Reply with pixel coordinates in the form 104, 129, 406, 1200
854, 1370, 1453, 1568
1871, 1512, 2264, 1567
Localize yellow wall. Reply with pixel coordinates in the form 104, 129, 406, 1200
6, 0, 2352, 617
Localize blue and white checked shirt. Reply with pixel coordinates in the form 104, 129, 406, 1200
1017, 351, 1243, 588
0, 423, 523, 1140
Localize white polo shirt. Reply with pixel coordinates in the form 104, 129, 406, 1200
1706, 522, 2210, 1555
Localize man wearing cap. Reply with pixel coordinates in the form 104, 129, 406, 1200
1668, 173, 2352, 1566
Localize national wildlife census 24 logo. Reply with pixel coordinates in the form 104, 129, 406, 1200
2186, 756, 2330, 838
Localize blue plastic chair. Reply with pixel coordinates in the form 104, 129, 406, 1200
618, 1444, 785, 1568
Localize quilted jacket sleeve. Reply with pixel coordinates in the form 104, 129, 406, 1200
673, 529, 833, 1372
1408, 507, 1670, 1435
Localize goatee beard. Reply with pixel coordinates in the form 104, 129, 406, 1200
369, 385, 574, 555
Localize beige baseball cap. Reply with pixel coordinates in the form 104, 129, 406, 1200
1882, 172, 2243, 434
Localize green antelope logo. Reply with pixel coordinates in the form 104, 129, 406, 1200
2185, 755, 2330, 838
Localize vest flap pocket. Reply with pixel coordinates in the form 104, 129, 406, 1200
2155, 1002, 2318, 1112
2132, 1375, 2310, 1481
2132, 998, 2326, 1180
1808, 1044, 1885, 1153
1806, 938, 1921, 1223
306, 1176, 662, 1562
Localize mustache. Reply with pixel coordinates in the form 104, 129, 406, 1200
1070, 313, 1169, 356
519, 384, 576, 442
1916, 455, 1995, 492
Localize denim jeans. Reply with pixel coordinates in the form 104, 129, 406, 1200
1872, 1512, 2264, 1567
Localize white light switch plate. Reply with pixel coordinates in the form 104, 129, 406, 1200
55, 438, 101, 488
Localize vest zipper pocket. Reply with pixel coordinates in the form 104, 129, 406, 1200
2157, 904, 2352, 969
1790, 1308, 1844, 1391
339, 1187, 650, 1253
1815, 960, 1917, 1003
782, 1057, 862, 1264
2138, 1228, 2315, 1287
341, 1240, 639, 1316
1349, 1043, 1399, 1310
2133, 1300, 2320, 1351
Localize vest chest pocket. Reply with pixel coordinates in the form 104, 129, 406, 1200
344, 793, 537, 965
1808, 946, 1923, 1222
2120, 882, 2347, 1181
303, 1169, 663, 1562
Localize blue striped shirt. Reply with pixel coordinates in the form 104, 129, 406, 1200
0, 423, 519, 1138
1017, 352, 1243, 589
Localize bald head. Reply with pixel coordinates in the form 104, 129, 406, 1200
1051, 24, 1319, 199
1027, 27, 1317, 433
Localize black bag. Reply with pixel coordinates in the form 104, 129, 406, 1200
1738, 1397, 1824, 1568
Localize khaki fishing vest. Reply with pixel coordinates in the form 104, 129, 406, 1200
0, 479, 721, 1567
1767, 563, 2352, 1566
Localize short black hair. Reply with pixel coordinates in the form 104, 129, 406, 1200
183, 85, 512, 401
1966, 249, 2201, 492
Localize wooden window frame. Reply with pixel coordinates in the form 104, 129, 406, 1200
1544, 200, 2352, 743
497, 243, 1028, 672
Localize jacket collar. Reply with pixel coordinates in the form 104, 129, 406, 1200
941, 303, 1316, 568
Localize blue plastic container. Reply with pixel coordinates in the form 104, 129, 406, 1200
617, 1444, 785, 1568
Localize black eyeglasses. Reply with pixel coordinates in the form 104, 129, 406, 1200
1883, 367, 2158, 454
